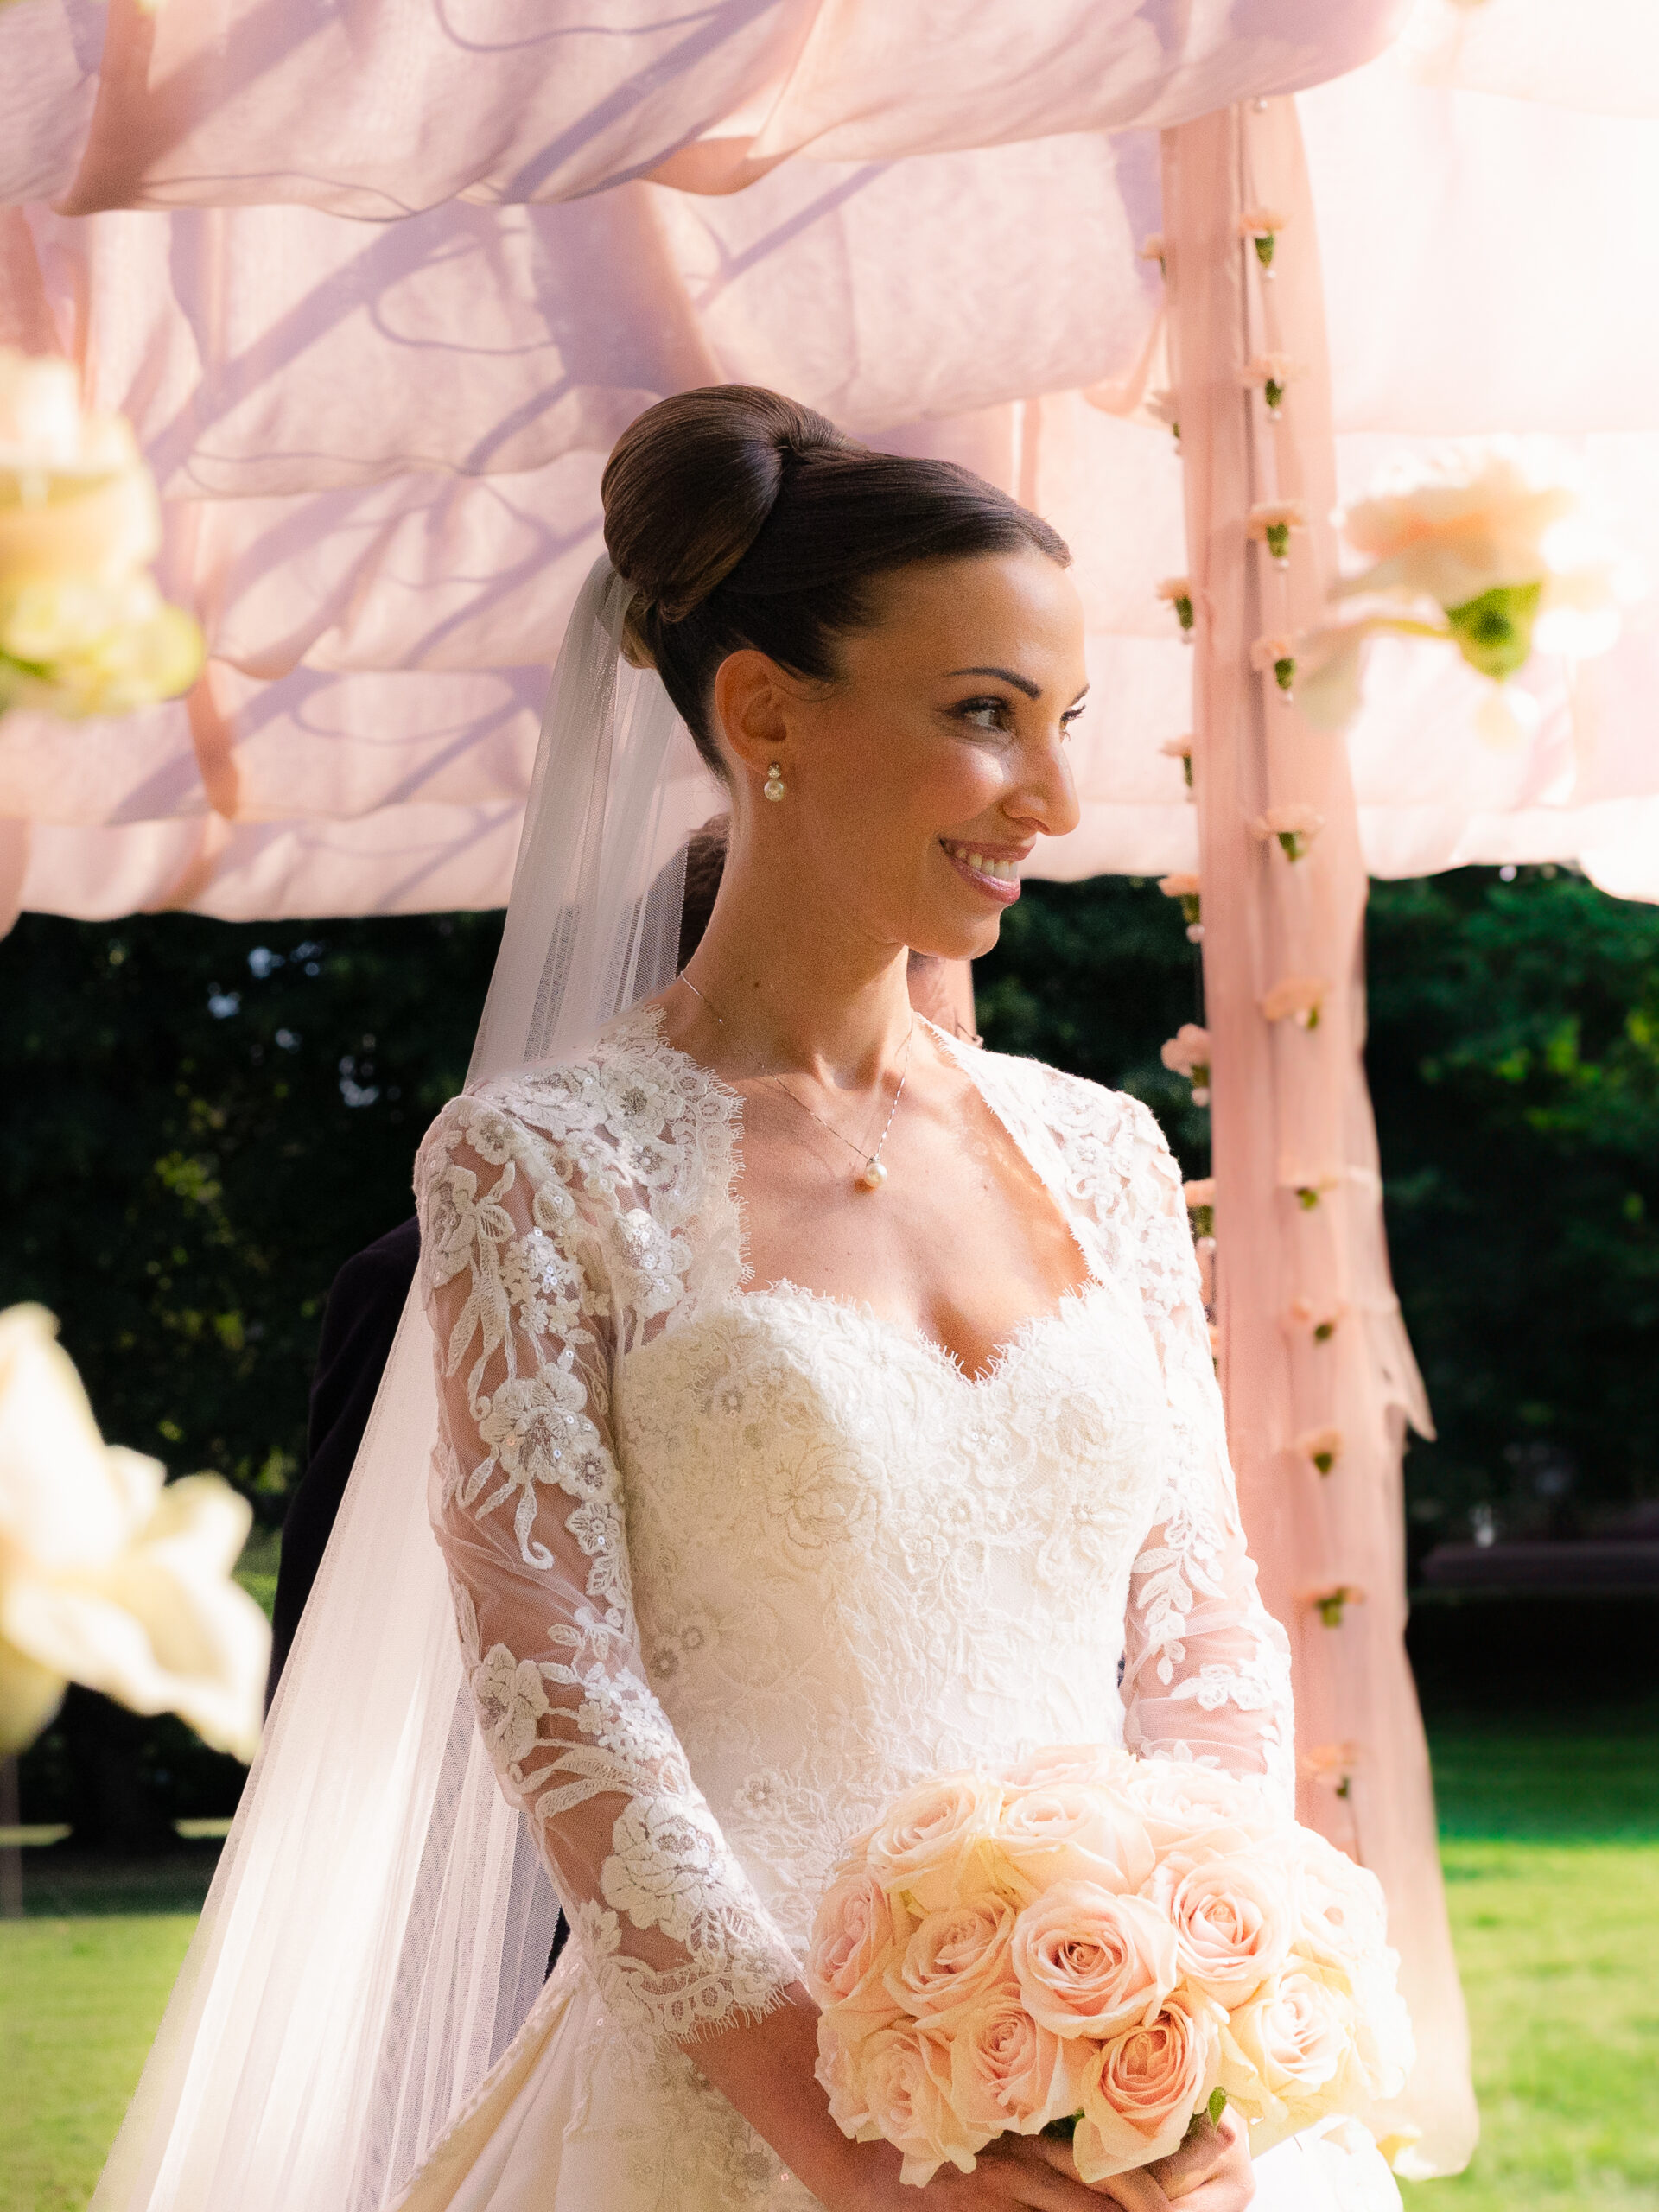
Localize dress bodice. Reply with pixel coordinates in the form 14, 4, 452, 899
616, 1276, 1170, 1949
414, 1007, 1294, 2053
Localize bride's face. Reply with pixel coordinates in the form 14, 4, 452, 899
713, 547, 1087, 961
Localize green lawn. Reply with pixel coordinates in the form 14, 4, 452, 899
2, 1721, 1656, 2212
0, 1915, 196, 2212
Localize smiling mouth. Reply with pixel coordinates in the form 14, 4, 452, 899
940, 839, 1020, 881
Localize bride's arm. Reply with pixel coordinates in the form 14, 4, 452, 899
1112, 1100, 1296, 1809
416, 1092, 799, 2041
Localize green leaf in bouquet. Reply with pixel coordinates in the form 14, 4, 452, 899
1444, 580, 1542, 681
1041, 2113, 1084, 2141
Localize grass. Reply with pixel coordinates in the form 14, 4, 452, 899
0, 1916, 196, 2212
0, 1716, 1655, 2212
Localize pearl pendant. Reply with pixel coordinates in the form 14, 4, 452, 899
859, 1158, 888, 1192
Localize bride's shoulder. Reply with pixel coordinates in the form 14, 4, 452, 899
416, 1006, 712, 1182
968, 1040, 1173, 1157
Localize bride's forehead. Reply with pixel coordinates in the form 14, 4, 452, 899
851, 551, 1085, 667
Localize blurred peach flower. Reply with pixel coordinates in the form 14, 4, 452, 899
1248, 500, 1306, 566
1243, 353, 1299, 415
1157, 575, 1196, 639
1261, 976, 1326, 1029
1160, 1022, 1212, 1105
1295, 1427, 1344, 1477
1255, 804, 1324, 861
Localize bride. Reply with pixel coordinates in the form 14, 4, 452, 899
406, 387, 1299, 2212
94, 385, 1395, 2212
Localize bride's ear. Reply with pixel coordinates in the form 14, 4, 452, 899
710, 649, 800, 791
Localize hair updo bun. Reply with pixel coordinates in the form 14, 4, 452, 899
601, 385, 1069, 774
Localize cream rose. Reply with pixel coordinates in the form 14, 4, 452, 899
865, 1772, 1001, 1912
816, 2012, 877, 2138
806, 1862, 914, 2022
1004, 1743, 1139, 1791
857, 2022, 990, 2183
1073, 1997, 1223, 2180
1147, 1847, 1294, 2008
1011, 1880, 1176, 2039
0, 350, 203, 717
885, 1898, 1018, 2022
1220, 1961, 1354, 2127
1122, 1760, 1281, 1853
997, 1781, 1155, 1901
950, 1993, 1084, 2135
1288, 1829, 1389, 1974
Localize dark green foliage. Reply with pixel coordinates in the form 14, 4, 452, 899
0, 910, 500, 1524
974, 872, 1212, 1170
1, 862, 1655, 1554
1365, 868, 1659, 1536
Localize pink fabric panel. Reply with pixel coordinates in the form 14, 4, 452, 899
28, 137, 1159, 501
1304, 46, 1659, 434
1162, 100, 1476, 2175
51, 0, 1408, 216
0, 0, 102, 205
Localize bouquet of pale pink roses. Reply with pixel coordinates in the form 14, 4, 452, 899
807, 1746, 1413, 2189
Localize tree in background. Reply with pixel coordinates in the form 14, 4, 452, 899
2, 869, 1654, 1548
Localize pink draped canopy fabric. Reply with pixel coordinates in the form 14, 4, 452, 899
6, 0, 1655, 2178
10, 0, 1659, 922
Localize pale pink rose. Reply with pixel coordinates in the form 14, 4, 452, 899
1004, 1743, 1138, 1791
997, 1781, 1156, 1900
816, 2012, 878, 2138
950, 1993, 1086, 2136
1149, 1848, 1294, 2006
1287, 1829, 1389, 1973
858, 2022, 992, 2183
884, 1897, 1019, 2022
807, 1862, 915, 2018
865, 1771, 1001, 1911
1011, 1881, 1177, 2038
1123, 1761, 1281, 1853
1073, 1997, 1223, 2180
1220, 1961, 1354, 2127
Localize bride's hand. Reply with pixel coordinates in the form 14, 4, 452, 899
1023, 2107, 1254, 2212
843, 2133, 1161, 2210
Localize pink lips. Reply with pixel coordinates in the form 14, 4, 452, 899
940, 840, 1024, 905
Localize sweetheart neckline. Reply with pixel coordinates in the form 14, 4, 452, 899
658, 1273, 1120, 1394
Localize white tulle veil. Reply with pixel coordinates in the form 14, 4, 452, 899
92, 556, 722, 2212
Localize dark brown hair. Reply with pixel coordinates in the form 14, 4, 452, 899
601, 386, 1070, 772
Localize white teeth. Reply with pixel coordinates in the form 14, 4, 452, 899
944, 841, 1018, 881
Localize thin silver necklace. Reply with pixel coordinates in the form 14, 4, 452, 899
679, 972, 914, 1192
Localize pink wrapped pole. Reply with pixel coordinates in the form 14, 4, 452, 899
1160, 99, 1477, 2175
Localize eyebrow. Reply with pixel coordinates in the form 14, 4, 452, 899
946, 664, 1042, 699
946, 665, 1090, 707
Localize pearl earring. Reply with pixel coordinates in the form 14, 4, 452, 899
763, 761, 786, 802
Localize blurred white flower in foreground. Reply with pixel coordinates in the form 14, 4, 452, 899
0, 1305, 268, 1762
1298, 437, 1636, 732
0, 350, 202, 719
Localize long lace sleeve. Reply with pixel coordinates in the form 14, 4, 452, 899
1032, 1069, 1295, 1815
415, 1087, 799, 2043
1114, 1102, 1295, 1810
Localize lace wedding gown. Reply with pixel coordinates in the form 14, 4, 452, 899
399, 1008, 1385, 2212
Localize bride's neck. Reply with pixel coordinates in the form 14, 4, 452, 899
675, 868, 915, 1087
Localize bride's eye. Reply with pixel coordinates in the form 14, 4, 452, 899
1060, 704, 1086, 739
956, 696, 1013, 733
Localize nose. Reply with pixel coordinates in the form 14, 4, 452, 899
1005, 722, 1081, 842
